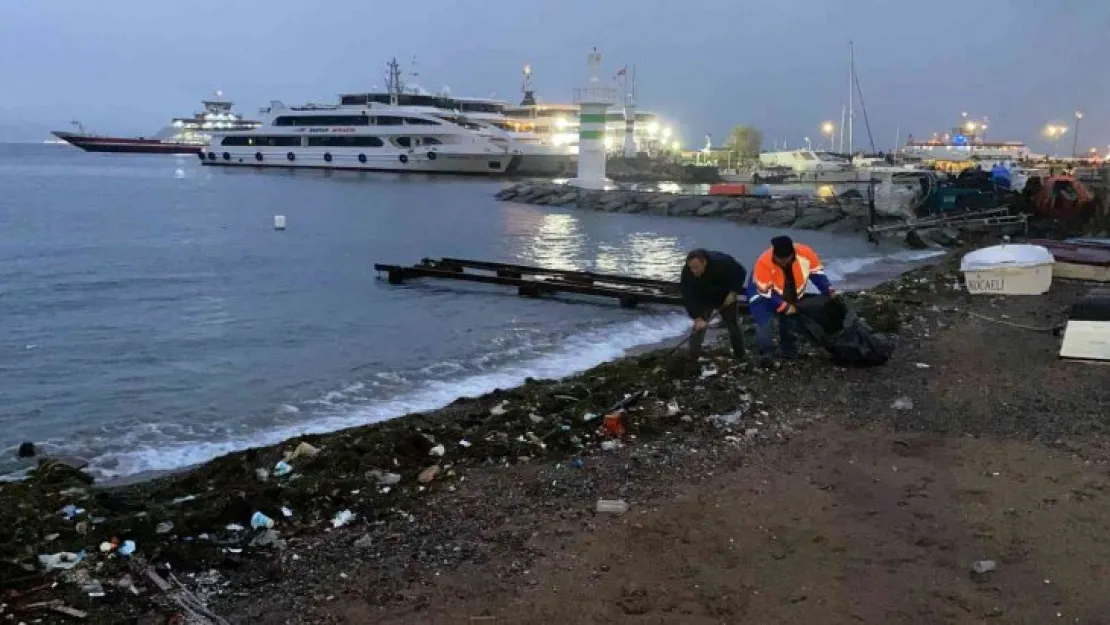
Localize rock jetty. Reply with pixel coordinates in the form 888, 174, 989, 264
495, 181, 903, 236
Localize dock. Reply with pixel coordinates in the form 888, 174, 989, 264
373, 257, 749, 310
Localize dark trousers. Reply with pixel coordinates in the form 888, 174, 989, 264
689, 301, 745, 358
750, 298, 799, 356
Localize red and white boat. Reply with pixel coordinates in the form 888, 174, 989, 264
52, 93, 260, 155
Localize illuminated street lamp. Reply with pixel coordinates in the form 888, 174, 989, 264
804, 136, 812, 150
821, 121, 834, 149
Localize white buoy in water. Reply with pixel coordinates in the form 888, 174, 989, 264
273, 215, 286, 230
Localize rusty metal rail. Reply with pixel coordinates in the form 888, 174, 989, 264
373, 258, 749, 310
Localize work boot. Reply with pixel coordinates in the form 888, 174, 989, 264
730, 341, 746, 361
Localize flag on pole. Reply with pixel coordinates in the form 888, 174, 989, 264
615, 66, 627, 77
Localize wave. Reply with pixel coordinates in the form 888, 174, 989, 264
81, 313, 691, 479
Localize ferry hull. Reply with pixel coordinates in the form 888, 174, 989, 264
199, 150, 522, 176
51, 132, 201, 155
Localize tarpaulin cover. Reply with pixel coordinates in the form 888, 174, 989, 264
794, 295, 895, 367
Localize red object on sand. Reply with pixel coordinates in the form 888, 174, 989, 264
602, 411, 626, 436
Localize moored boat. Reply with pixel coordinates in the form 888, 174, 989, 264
52, 94, 259, 155
202, 60, 521, 176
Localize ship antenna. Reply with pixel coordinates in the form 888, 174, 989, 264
520, 63, 537, 107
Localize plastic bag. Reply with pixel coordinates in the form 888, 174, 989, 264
794, 296, 894, 367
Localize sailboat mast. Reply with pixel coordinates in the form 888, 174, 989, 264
839, 105, 846, 153
848, 40, 854, 156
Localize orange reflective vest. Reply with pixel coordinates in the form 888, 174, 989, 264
749, 243, 830, 312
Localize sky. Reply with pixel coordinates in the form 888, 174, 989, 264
1, 0, 1108, 153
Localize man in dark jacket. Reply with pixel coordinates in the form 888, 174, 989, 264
680, 249, 747, 358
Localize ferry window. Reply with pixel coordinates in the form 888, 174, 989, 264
260, 136, 301, 147
394, 137, 412, 148
375, 116, 403, 126
340, 95, 368, 106
221, 136, 253, 146
403, 117, 440, 125
422, 137, 442, 145
307, 136, 384, 147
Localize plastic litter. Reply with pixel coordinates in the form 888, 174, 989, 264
225, 523, 245, 532
891, 397, 914, 411
272, 460, 293, 477
602, 411, 626, 436
428, 444, 445, 457
583, 412, 600, 422
331, 509, 357, 528
971, 559, 997, 574
118, 540, 136, 557
281, 506, 293, 518
250, 511, 275, 529
370, 470, 401, 486
700, 365, 719, 379
170, 494, 197, 505
600, 440, 623, 451
250, 529, 281, 548
458, 439, 472, 448
38, 551, 85, 570
288, 441, 320, 460
489, 400, 509, 416
595, 499, 630, 515
666, 400, 681, 416
255, 467, 270, 482
155, 521, 174, 535
99, 541, 114, 553
83, 581, 106, 597
60, 504, 85, 520
418, 465, 441, 483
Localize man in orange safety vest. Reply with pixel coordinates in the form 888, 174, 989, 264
745, 235, 836, 367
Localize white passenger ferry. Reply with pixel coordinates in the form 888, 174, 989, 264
201, 61, 520, 175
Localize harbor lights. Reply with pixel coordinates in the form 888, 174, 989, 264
821, 121, 834, 149
1044, 124, 1068, 156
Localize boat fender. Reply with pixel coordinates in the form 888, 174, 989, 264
399, 154, 409, 164
196, 153, 205, 162
323, 152, 333, 163
255, 152, 263, 162
358, 153, 367, 164
286, 152, 296, 162
206, 152, 216, 161
222, 152, 230, 161
427, 151, 437, 161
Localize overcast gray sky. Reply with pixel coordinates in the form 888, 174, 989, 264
1, 0, 1107, 152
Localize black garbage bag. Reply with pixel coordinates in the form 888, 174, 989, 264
794, 295, 894, 366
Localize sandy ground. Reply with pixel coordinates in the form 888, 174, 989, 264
212, 275, 1110, 625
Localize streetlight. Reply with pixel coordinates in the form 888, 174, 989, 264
821, 121, 834, 150
1072, 110, 1083, 158
804, 136, 811, 150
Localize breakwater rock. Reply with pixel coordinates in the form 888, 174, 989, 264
495, 181, 895, 235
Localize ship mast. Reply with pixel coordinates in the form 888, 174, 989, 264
385, 58, 404, 106
847, 40, 854, 156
